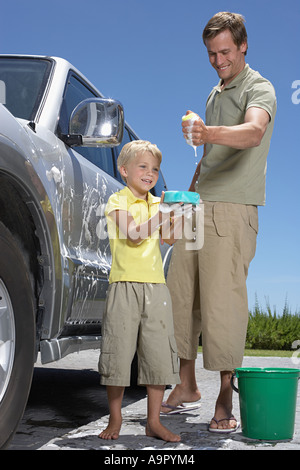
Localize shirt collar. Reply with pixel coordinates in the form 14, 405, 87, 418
123, 186, 159, 205
214, 63, 250, 92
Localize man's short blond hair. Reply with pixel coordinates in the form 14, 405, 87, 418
117, 140, 162, 182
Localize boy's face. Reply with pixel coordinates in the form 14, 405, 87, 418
120, 150, 160, 199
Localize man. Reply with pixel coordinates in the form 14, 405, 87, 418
163, 12, 276, 432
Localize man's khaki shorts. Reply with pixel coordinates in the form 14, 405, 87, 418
99, 282, 180, 387
167, 201, 258, 371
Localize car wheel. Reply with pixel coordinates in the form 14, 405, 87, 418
0, 223, 35, 449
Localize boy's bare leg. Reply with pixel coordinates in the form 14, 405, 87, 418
146, 385, 181, 442
99, 385, 124, 439
163, 359, 201, 411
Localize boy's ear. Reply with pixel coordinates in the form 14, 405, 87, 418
119, 165, 128, 178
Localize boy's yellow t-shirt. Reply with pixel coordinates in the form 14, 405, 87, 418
105, 186, 165, 284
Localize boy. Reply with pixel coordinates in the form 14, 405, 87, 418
98, 140, 183, 442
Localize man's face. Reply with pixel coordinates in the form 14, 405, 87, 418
205, 29, 247, 86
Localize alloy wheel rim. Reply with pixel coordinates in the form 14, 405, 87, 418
0, 279, 15, 402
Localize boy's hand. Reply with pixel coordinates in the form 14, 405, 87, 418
159, 202, 193, 219
159, 191, 182, 222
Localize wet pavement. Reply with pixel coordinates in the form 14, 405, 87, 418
9, 351, 300, 452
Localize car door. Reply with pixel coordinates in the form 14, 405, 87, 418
56, 73, 126, 332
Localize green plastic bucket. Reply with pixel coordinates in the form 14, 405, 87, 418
232, 367, 300, 440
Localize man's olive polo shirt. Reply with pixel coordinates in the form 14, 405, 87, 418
197, 64, 276, 206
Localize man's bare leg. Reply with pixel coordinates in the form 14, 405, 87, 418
163, 359, 201, 411
209, 371, 237, 430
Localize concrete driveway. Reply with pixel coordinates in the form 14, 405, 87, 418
9, 351, 300, 451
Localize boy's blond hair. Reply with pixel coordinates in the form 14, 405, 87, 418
117, 140, 162, 183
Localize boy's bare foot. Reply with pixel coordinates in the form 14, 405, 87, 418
98, 416, 122, 440
146, 421, 181, 442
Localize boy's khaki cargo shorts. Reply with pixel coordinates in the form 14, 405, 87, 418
167, 201, 258, 371
99, 282, 180, 387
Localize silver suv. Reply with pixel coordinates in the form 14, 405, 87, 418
0, 55, 167, 448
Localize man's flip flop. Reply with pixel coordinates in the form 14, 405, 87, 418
160, 402, 201, 415
208, 416, 240, 434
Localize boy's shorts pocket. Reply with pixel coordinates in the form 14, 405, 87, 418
169, 335, 179, 374
98, 335, 117, 378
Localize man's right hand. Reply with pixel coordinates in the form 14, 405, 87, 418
182, 110, 206, 146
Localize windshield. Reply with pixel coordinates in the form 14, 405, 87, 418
0, 57, 52, 120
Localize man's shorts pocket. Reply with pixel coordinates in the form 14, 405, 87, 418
212, 203, 228, 237
246, 205, 258, 234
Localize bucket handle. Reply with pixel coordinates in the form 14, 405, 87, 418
230, 372, 239, 393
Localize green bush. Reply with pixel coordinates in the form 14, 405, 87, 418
246, 299, 300, 350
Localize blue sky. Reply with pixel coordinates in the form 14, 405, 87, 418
2, 0, 300, 314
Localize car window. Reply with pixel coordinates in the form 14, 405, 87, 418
151, 170, 167, 197
112, 126, 133, 183
0, 57, 52, 120
57, 73, 115, 178
77, 146, 115, 176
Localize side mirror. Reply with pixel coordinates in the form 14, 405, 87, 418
62, 98, 124, 147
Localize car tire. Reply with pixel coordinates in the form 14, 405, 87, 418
0, 222, 35, 449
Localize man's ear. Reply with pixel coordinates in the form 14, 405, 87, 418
240, 41, 247, 54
